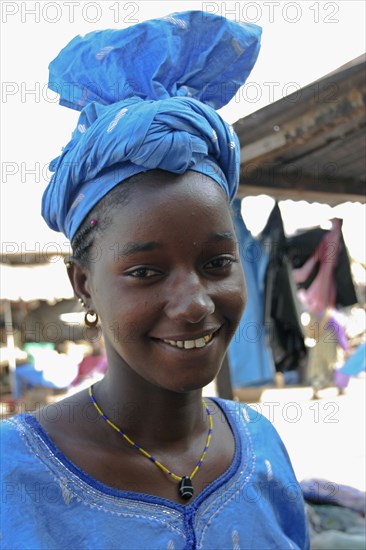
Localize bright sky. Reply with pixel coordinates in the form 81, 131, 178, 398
1, 1, 365, 257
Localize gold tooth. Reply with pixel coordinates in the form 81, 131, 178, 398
203, 334, 211, 344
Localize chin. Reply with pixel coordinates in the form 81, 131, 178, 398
161, 369, 220, 394
173, 383, 209, 394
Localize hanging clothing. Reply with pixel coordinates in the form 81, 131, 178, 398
288, 221, 357, 310
292, 220, 352, 392
293, 219, 343, 314
227, 199, 275, 387
306, 312, 339, 391
259, 203, 307, 375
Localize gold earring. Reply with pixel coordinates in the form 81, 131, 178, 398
85, 310, 99, 327
64, 256, 74, 268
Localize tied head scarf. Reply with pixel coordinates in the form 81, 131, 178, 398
41, 11, 262, 241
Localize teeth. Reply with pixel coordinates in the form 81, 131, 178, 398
184, 340, 195, 349
162, 333, 213, 349
194, 338, 206, 348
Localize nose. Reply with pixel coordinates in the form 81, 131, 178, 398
164, 272, 215, 323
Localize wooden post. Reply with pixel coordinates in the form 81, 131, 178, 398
216, 353, 233, 400
3, 299, 16, 399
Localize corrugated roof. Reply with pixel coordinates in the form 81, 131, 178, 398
234, 56, 366, 204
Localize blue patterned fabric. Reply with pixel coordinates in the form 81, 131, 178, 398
41, 11, 262, 240
1, 399, 309, 549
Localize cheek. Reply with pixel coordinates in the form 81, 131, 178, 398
99, 306, 139, 346
238, 271, 247, 315
227, 288, 246, 322
96, 289, 158, 347
215, 269, 247, 323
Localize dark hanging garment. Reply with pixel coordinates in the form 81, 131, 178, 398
287, 222, 358, 309
259, 203, 308, 375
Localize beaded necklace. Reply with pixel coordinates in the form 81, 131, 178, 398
88, 384, 213, 500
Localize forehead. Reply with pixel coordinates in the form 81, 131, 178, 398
102, 171, 233, 244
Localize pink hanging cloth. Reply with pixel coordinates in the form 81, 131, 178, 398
293, 219, 342, 314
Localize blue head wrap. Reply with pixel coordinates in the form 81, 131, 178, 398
41, 11, 262, 241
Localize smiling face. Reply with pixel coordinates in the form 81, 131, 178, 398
74, 170, 246, 393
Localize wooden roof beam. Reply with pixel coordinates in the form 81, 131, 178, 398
238, 171, 366, 205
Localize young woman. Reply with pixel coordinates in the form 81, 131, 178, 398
1, 12, 309, 549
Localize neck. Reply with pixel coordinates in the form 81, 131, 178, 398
93, 364, 207, 447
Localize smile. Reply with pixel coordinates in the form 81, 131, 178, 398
161, 333, 213, 350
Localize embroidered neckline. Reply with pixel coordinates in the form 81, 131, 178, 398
12, 398, 253, 512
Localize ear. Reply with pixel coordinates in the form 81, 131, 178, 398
65, 258, 94, 310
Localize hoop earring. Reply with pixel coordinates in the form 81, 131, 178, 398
85, 310, 99, 327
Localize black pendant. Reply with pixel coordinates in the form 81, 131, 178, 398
179, 476, 194, 500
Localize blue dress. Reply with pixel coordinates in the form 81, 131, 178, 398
0, 398, 309, 549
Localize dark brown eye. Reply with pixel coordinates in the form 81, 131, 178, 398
205, 256, 236, 269
127, 267, 159, 278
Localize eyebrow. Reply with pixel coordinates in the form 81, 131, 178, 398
116, 233, 236, 258
209, 231, 236, 242
118, 241, 162, 257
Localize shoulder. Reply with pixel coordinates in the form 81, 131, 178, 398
32, 388, 92, 441
213, 397, 283, 439
1, 413, 30, 444
213, 397, 296, 472
1, 412, 67, 504
0, 414, 41, 476
1, 412, 44, 447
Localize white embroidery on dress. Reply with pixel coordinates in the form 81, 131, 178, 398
78, 124, 86, 133
107, 108, 128, 133
60, 480, 74, 505
232, 529, 240, 550
211, 130, 218, 142
241, 407, 250, 423
265, 459, 273, 481
198, 403, 256, 548
11, 404, 256, 548
167, 540, 175, 550
228, 141, 236, 149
